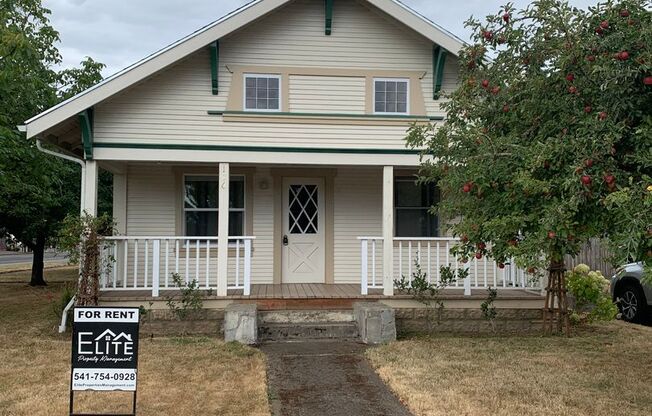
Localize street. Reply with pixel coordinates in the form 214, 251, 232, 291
0, 251, 68, 265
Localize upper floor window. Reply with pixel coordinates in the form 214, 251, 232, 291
183, 175, 245, 236
244, 74, 280, 111
394, 177, 439, 237
374, 78, 409, 114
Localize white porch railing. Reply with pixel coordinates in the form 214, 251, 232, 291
99, 236, 255, 297
358, 237, 542, 295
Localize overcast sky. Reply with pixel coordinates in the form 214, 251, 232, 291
43, 0, 596, 77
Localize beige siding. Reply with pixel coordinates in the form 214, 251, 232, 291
251, 168, 275, 284
94, 0, 457, 150
289, 75, 366, 114
126, 165, 176, 236
333, 167, 382, 283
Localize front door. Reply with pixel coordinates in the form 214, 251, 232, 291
282, 178, 325, 283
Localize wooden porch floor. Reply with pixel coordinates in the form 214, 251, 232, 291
99, 283, 543, 301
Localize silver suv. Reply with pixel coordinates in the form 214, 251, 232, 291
610, 263, 651, 323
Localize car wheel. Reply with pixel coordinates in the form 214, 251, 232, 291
618, 284, 646, 323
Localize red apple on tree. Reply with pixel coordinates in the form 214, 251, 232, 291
481, 79, 490, 88
462, 183, 472, 193
568, 86, 577, 94
584, 159, 593, 168
620, 9, 630, 17
584, 105, 592, 113
547, 231, 556, 239
598, 111, 607, 120
566, 73, 575, 82
581, 175, 592, 186
503, 12, 510, 22
600, 20, 609, 29
475, 252, 483, 259
644, 77, 652, 85
498, 263, 505, 269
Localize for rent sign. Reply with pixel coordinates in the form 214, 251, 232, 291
71, 307, 140, 392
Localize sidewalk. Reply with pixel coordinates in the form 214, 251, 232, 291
262, 341, 413, 416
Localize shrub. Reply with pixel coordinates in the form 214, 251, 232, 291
51, 282, 76, 323
566, 264, 618, 324
165, 273, 204, 320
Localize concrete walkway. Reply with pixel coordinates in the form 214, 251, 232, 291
261, 341, 413, 416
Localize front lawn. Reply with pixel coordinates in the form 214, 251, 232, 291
367, 322, 652, 416
0, 269, 269, 416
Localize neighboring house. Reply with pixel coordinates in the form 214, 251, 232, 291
23, 0, 542, 301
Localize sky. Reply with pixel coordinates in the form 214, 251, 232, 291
43, 0, 596, 77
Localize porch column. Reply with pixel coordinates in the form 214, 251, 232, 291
82, 160, 98, 216
382, 166, 394, 296
217, 162, 230, 297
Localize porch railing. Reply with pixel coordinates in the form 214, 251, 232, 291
99, 236, 255, 297
358, 237, 542, 295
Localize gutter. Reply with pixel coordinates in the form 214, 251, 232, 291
18, 128, 86, 333
33, 138, 86, 216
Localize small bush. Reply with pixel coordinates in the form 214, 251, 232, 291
165, 273, 204, 320
566, 264, 618, 324
51, 282, 77, 328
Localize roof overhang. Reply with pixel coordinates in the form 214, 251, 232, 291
24, 0, 464, 139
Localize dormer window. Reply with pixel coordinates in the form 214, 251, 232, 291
374, 78, 409, 114
244, 74, 281, 111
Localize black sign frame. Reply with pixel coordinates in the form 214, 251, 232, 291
69, 306, 140, 416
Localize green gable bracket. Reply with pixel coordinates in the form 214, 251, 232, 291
210, 40, 219, 95
433, 45, 447, 99
79, 108, 93, 160
325, 0, 333, 35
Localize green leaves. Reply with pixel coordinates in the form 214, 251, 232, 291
0, 1, 105, 277
408, 0, 652, 270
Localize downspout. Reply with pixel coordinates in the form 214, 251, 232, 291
34, 139, 86, 215
19, 129, 87, 333
35, 139, 85, 333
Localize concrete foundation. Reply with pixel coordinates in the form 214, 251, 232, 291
354, 302, 396, 344
224, 303, 258, 344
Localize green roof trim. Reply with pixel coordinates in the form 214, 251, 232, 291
208, 110, 444, 121
433, 45, 447, 99
325, 0, 333, 35
210, 40, 219, 95
93, 142, 422, 155
79, 108, 93, 160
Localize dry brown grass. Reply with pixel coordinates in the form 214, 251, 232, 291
0, 269, 270, 416
367, 323, 652, 416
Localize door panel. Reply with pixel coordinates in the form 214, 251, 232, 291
282, 178, 325, 283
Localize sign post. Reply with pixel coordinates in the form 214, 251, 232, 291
70, 306, 140, 416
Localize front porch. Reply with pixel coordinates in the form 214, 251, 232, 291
84, 161, 544, 302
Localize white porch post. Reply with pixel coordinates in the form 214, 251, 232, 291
82, 160, 98, 216
113, 173, 127, 286
382, 166, 394, 296
217, 162, 230, 297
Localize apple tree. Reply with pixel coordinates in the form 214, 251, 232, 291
406, 0, 651, 333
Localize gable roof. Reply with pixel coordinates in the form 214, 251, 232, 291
24, 0, 465, 139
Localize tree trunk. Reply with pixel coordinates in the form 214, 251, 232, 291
543, 258, 570, 335
29, 235, 47, 286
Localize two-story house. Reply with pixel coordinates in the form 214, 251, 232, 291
23, 0, 542, 306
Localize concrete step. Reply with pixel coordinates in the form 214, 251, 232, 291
259, 309, 355, 324
258, 322, 359, 341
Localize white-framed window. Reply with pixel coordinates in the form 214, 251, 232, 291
394, 177, 439, 237
244, 74, 281, 111
374, 78, 409, 114
183, 175, 245, 236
